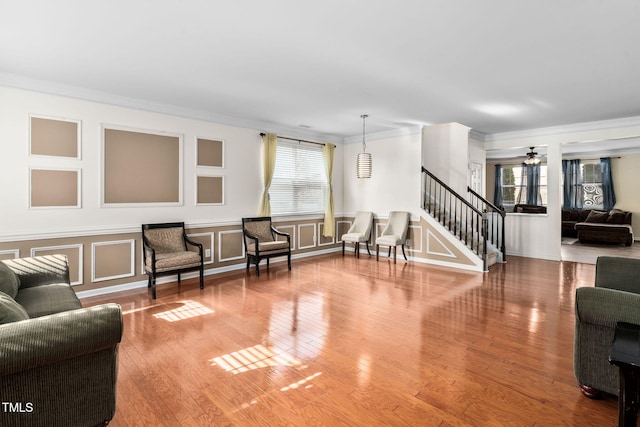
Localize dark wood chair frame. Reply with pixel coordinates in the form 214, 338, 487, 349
242, 217, 291, 277
142, 222, 204, 299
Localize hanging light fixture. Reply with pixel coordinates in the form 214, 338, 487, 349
356, 114, 372, 178
523, 146, 541, 165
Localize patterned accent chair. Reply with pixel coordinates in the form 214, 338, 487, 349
341, 211, 374, 258
242, 217, 291, 276
142, 222, 204, 299
376, 211, 410, 264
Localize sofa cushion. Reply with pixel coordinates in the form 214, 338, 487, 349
607, 210, 628, 224
0, 291, 29, 324
585, 210, 609, 223
0, 262, 20, 298
577, 209, 592, 222
15, 283, 82, 318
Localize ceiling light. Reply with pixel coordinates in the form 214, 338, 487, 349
356, 114, 372, 178
524, 146, 541, 165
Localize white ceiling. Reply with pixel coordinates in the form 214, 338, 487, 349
2, 1, 640, 140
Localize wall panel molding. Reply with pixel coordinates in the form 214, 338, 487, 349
91, 239, 135, 282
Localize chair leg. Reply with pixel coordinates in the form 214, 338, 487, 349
255, 259, 260, 277
246, 257, 250, 270
393, 246, 397, 264
355, 242, 359, 258
288, 252, 291, 270
151, 277, 157, 299
147, 275, 151, 288
177, 273, 181, 285
342, 241, 345, 256
401, 244, 407, 260
388, 247, 391, 257
199, 267, 204, 289
267, 257, 270, 269
366, 242, 371, 256
376, 244, 379, 261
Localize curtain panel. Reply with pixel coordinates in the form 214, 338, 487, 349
322, 143, 336, 237
600, 157, 616, 210
526, 163, 542, 205
493, 164, 503, 210
258, 133, 277, 216
562, 159, 583, 209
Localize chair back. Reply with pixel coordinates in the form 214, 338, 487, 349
242, 217, 276, 246
142, 222, 187, 254
595, 256, 640, 294
348, 211, 373, 239
382, 211, 410, 240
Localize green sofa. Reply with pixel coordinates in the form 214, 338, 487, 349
0, 254, 123, 427
574, 256, 640, 398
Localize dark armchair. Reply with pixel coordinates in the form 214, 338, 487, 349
242, 217, 291, 276
574, 256, 640, 398
142, 222, 204, 299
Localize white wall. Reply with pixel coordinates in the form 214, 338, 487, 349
343, 132, 422, 218
0, 86, 344, 239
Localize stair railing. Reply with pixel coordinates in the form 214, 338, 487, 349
467, 187, 506, 263
421, 166, 489, 271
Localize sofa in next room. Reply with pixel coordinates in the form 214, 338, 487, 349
562, 208, 633, 246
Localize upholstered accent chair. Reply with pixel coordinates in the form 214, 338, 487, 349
574, 256, 640, 398
242, 217, 291, 276
142, 222, 204, 299
376, 211, 410, 264
341, 211, 374, 258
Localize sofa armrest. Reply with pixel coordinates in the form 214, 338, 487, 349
2, 254, 70, 289
574, 286, 640, 395
576, 287, 640, 327
0, 303, 123, 376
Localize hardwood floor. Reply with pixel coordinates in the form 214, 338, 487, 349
83, 254, 618, 426
561, 237, 640, 264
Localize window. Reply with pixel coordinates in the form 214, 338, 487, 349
500, 164, 547, 208
270, 141, 327, 215
581, 161, 603, 209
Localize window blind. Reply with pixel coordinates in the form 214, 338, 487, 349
270, 141, 327, 215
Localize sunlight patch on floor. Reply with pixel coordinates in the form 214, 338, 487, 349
210, 344, 302, 374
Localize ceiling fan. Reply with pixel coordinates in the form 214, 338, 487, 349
523, 146, 541, 165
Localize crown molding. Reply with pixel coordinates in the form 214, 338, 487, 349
0, 73, 344, 145
343, 125, 423, 144
485, 115, 640, 142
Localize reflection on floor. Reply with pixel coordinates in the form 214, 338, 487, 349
561, 237, 640, 264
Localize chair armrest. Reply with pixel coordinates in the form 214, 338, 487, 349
0, 303, 123, 376
576, 287, 640, 327
184, 235, 203, 254
272, 227, 291, 242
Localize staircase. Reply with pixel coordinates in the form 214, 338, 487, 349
421, 166, 506, 271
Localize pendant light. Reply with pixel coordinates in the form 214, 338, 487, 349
356, 114, 372, 178
524, 146, 541, 165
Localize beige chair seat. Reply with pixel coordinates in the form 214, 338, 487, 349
247, 240, 290, 254
342, 232, 370, 243
376, 235, 403, 246
149, 251, 202, 272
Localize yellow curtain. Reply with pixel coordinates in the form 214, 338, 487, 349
258, 133, 277, 216
322, 143, 336, 237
